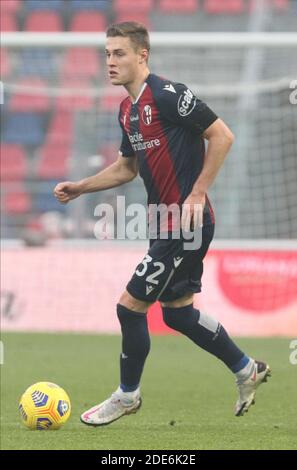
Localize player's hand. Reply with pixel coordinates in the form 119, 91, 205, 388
54, 181, 83, 204
181, 192, 205, 231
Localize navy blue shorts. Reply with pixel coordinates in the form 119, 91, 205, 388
126, 224, 215, 303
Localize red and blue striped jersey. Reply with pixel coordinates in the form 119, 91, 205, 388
118, 73, 217, 226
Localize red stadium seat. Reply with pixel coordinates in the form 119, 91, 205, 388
114, 0, 154, 12
55, 80, 95, 111
0, 0, 21, 13
273, 0, 289, 10
9, 78, 50, 112
46, 112, 74, 145
97, 144, 118, 167
99, 87, 127, 112
1, 144, 27, 181
159, 0, 198, 13
0, 49, 11, 79
36, 143, 70, 179
204, 0, 244, 14
62, 48, 101, 79
70, 12, 106, 32
114, 11, 151, 28
25, 11, 63, 32
3, 185, 32, 215
0, 13, 17, 31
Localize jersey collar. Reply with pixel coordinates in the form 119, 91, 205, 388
132, 82, 148, 105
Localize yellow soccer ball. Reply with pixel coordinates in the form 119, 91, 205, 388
19, 382, 71, 430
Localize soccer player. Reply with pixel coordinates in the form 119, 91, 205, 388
54, 22, 270, 426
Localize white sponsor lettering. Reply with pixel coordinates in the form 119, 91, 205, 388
178, 88, 196, 117
128, 131, 160, 151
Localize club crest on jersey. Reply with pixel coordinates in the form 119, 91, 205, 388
178, 89, 196, 117
142, 105, 152, 125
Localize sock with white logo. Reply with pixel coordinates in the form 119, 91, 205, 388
162, 304, 247, 371
117, 304, 150, 393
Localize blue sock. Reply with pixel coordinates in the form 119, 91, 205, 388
162, 304, 246, 370
117, 304, 150, 392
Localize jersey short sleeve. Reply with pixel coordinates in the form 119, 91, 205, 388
119, 127, 135, 157
118, 113, 135, 158
157, 82, 218, 134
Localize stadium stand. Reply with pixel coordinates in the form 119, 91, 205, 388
1, 0, 296, 236
204, 0, 244, 14
62, 48, 101, 79
36, 143, 71, 180
3, 112, 46, 147
1, 144, 27, 181
0, 13, 18, 32
18, 49, 58, 78
0, 0, 21, 14
9, 78, 51, 113
69, 0, 109, 11
114, 11, 151, 27
25, 11, 63, 32
159, 0, 199, 13
46, 112, 74, 145
70, 11, 106, 31
24, 0, 64, 11
55, 79, 95, 111
2, 184, 32, 215
0, 49, 11, 79
114, 0, 154, 13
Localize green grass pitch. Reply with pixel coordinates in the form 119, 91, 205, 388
1, 333, 296, 450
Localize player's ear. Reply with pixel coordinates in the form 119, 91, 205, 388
139, 49, 149, 64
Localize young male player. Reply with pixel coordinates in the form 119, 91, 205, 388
54, 22, 270, 426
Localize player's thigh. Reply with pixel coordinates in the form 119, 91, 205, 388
126, 238, 184, 304
158, 223, 215, 302
118, 290, 152, 313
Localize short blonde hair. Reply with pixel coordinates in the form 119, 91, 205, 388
106, 22, 150, 57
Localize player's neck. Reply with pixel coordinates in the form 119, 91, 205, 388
125, 69, 150, 103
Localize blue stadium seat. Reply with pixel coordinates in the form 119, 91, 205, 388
3, 112, 45, 146
69, 0, 109, 11
33, 181, 67, 214
24, 0, 64, 11
18, 49, 56, 78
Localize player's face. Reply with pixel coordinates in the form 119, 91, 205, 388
105, 37, 145, 86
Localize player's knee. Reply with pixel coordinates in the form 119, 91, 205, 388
118, 290, 151, 313
162, 307, 178, 330
161, 293, 194, 309
162, 305, 194, 332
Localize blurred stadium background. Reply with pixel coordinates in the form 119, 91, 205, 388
1, 0, 297, 452
1, 0, 297, 335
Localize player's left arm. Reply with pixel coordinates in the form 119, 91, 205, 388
184, 118, 234, 226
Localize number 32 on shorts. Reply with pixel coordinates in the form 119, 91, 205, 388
135, 254, 165, 286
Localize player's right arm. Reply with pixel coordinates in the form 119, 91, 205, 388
54, 152, 138, 204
